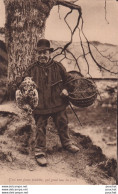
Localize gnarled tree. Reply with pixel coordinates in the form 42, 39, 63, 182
3, 0, 117, 86
4, 0, 81, 82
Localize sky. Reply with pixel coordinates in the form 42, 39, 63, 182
0, 0, 118, 44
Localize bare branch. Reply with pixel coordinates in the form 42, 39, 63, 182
78, 27, 90, 75
104, 0, 109, 24
62, 9, 81, 51
55, 0, 82, 12
84, 37, 117, 74
52, 46, 81, 72
53, 1, 82, 53
77, 52, 90, 61
58, 5, 61, 19
90, 42, 118, 63
66, 48, 81, 72
78, 16, 118, 75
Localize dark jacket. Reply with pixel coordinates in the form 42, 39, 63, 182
24, 59, 72, 114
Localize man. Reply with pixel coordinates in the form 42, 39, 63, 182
25, 39, 79, 166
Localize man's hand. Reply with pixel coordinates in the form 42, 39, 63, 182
60, 89, 69, 97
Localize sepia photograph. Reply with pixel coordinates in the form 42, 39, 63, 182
0, 0, 117, 186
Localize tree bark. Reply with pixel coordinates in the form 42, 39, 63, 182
4, 0, 55, 81
4, 0, 81, 82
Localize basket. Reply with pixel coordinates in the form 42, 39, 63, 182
67, 71, 97, 107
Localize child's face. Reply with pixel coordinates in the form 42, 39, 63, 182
37, 50, 50, 64
23, 85, 29, 91
24, 85, 34, 91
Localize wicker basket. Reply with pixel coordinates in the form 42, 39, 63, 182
67, 71, 97, 107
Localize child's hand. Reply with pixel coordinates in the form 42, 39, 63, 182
60, 89, 69, 97
23, 104, 33, 114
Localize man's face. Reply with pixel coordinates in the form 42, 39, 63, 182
37, 50, 50, 64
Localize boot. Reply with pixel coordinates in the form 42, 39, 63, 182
35, 155, 47, 167
64, 144, 80, 153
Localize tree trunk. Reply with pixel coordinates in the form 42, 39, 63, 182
4, 0, 55, 81
4, 0, 82, 82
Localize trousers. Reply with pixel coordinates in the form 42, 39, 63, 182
34, 110, 72, 157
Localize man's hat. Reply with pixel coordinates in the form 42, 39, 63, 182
37, 39, 54, 52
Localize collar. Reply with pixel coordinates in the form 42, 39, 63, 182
37, 59, 54, 68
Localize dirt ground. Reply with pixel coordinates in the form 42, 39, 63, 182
68, 105, 117, 159
0, 103, 117, 185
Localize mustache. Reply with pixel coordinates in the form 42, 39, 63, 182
38, 56, 48, 60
